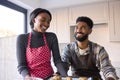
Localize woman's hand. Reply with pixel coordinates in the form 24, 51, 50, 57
66, 76, 72, 80
24, 75, 33, 80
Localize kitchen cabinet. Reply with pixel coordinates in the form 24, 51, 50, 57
109, 0, 120, 41
49, 8, 70, 43
47, 10, 57, 34
69, 2, 109, 25
49, 2, 109, 43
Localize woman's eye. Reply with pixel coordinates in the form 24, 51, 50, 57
40, 19, 45, 22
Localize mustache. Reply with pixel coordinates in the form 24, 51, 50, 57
75, 32, 84, 35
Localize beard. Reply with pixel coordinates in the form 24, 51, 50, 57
74, 32, 88, 42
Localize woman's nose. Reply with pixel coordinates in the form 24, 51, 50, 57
44, 22, 49, 26
44, 22, 50, 27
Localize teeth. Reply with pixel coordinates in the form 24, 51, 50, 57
42, 26, 47, 30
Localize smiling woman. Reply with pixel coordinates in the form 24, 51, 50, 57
0, 0, 27, 37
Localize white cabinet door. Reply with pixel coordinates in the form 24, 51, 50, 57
109, 1, 120, 41
69, 2, 109, 25
47, 9, 57, 34
49, 8, 70, 43
56, 8, 69, 43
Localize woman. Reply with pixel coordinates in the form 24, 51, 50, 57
16, 8, 67, 80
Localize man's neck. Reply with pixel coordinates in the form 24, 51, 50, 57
77, 39, 89, 49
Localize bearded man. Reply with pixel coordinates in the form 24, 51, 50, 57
61, 16, 119, 80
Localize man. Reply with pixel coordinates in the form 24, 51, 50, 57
61, 16, 119, 80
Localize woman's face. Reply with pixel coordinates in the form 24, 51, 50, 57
33, 12, 51, 33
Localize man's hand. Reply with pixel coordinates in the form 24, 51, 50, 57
51, 74, 61, 80
106, 77, 115, 80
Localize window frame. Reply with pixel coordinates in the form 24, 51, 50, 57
0, 0, 27, 33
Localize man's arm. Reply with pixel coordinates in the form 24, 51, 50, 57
98, 47, 119, 80
61, 45, 71, 73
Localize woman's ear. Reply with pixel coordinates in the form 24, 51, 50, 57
32, 18, 35, 23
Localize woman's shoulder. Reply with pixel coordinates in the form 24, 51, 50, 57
17, 33, 29, 41
45, 32, 57, 37
45, 32, 56, 35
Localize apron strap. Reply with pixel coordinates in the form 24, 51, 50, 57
27, 32, 32, 47
43, 33, 47, 45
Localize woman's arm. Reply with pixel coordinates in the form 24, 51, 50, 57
51, 33, 68, 76
16, 34, 30, 77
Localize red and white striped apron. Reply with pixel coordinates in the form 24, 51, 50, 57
26, 33, 54, 79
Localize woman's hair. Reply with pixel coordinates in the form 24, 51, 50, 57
76, 16, 94, 29
30, 8, 52, 29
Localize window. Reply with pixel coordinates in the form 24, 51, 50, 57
0, 0, 27, 37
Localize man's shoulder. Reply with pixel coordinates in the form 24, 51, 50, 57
90, 41, 103, 48
65, 42, 77, 49
90, 41, 105, 54
66, 41, 76, 45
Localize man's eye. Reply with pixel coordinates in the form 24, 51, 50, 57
82, 27, 85, 29
75, 26, 78, 29
47, 21, 50, 24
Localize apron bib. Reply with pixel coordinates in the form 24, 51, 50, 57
26, 33, 54, 79
73, 42, 102, 80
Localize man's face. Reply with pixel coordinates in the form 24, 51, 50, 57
74, 21, 92, 42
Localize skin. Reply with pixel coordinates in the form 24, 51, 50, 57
106, 77, 115, 80
33, 12, 51, 33
74, 21, 92, 49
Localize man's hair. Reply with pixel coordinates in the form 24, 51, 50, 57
30, 8, 52, 29
76, 16, 94, 29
